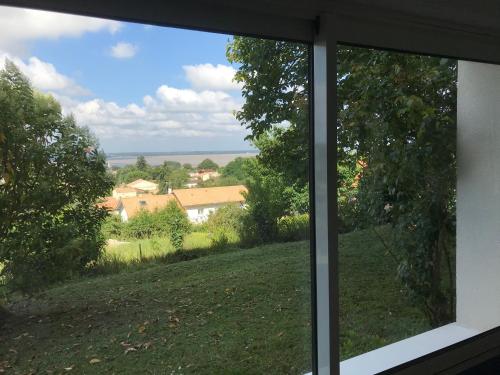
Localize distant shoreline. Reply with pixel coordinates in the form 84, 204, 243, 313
106, 151, 259, 167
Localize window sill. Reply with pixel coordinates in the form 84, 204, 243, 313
340, 323, 480, 374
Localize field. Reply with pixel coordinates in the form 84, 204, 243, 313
104, 232, 214, 262
0, 228, 429, 374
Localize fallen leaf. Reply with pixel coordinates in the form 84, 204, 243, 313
89, 358, 101, 364
124, 347, 137, 355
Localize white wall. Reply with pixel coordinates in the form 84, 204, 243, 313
457, 61, 500, 331
119, 208, 128, 222
186, 204, 224, 223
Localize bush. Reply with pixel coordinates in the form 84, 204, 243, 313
1, 219, 105, 294
277, 214, 310, 242
124, 211, 162, 239
161, 201, 190, 252
206, 204, 243, 249
119, 203, 190, 250
102, 215, 125, 239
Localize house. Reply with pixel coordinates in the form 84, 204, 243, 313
118, 194, 177, 222
173, 185, 247, 223
96, 196, 120, 214
112, 186, 146, 199
127, 179, 159, 194
188, 169, 220, 183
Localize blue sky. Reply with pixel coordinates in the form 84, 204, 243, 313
0, 6, 252, 153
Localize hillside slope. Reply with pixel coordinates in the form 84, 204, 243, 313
0, 229, 428, 374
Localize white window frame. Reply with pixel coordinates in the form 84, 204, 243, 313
5, 1, 500, 374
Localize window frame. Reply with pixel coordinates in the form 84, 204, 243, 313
3, 2, 500, 374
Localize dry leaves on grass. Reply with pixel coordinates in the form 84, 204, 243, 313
121, 340, 154, 354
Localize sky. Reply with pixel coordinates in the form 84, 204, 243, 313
0, 5, 253, 153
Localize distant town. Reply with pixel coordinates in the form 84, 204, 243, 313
106, 151, 258, 168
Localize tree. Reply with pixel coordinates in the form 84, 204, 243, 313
159, 168, 189, 193
0, 61, 113, 293
338, 47, 457, 326
182, 163, 192, 170
197, 158, 218, 170
222, 157, 251, 181
115, 166, 150, 184
238, 158, 298, 245
160, 201, 190, 252
227, 39, 457, 325
227, 37, 309, 187
136, 155, 149, 171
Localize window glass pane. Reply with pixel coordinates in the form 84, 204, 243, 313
337, 45, 457, 360
0, 8, 312, 373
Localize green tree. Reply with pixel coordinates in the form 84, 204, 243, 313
338, 47, 457, 326
159, 168, 189, 192
238, 158, 295, 245
222, 157, 251, 181
136, 155, 148, 171
0, 61, 113, 293
182, 163, 192, 170
197, 158, 218, 170
115, 166, 151, 184
160, 201, 190, 252
227, 37, 309, 187
227, 39, 457, 325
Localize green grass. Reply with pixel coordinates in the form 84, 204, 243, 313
0, 228, 429, 374
104, 232, 214, 262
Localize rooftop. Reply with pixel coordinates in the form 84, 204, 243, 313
119, 194, 177, 219
173, 185, 247, 207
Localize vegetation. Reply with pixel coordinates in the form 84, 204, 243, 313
103, 203, 190, 247
337, 48, 457, 326
162, 201, 190, 251
0, 61, 113, 294
0, 229, 427, 374
221, 157, 251, 181
277, 214, 309, 242
197, 158, 219, 170
206, 204, 243, 249
228, 38, 457, 326
115, 159, 190, 190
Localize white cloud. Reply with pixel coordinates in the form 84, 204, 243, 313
183, 63, 242, 91
110, 42, 138, 59
0, 6, 121, 55
57, 84, 246, 141
0, 52, 89, 96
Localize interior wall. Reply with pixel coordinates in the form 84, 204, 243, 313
457, 60, 500, 331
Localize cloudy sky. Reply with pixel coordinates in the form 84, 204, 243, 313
0, 5, 252, 153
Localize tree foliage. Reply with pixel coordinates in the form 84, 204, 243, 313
228, 38, 457, 325
338, 48, 457, 325
0, 61, 113, 293
197, 158, 218, 170
221, 157, 251, 182
135, 155, 148, 171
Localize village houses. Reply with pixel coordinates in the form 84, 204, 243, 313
100, 179, 247, 223
173, 185, 247, 223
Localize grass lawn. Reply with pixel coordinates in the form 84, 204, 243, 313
0, 228, 429, 374
104, 232, 215, 262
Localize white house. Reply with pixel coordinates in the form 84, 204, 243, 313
173, 185, 247, 223
112, 186, 146, 199
117, 194, 177, 222
127, 179, 159, 194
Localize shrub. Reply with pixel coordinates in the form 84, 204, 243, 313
102, 214, 125, 239
277, 214, 310, 242
124, 211, 160, 239
161, 201, 190, 252
2, 222, 105, 294
206, 204, 243, 249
